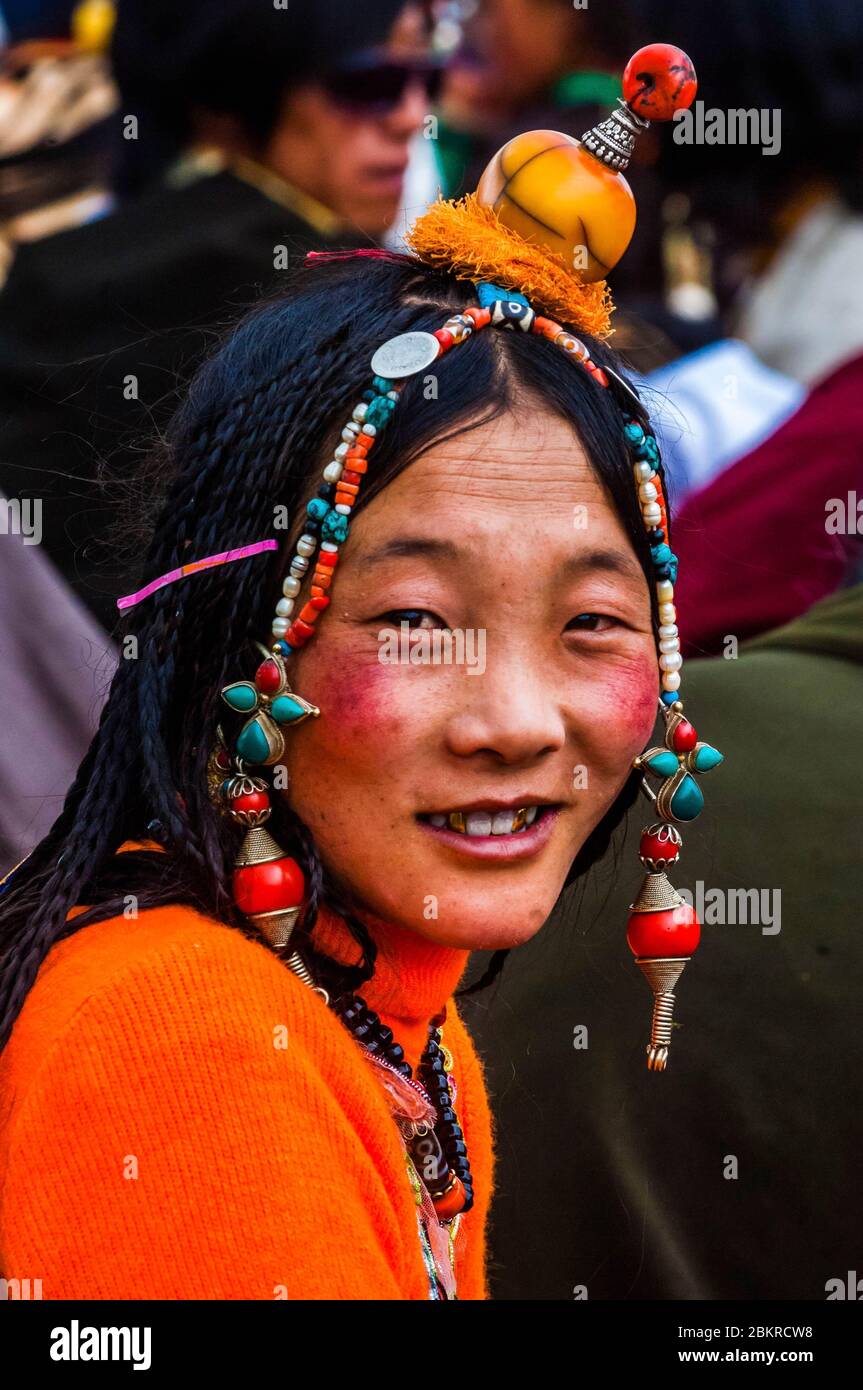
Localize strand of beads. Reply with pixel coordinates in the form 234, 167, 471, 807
623, 417, 681, 706
269, 377, 403, 655
331, 991, 474, 1217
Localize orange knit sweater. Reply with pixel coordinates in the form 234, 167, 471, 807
0, 843, 494, 1299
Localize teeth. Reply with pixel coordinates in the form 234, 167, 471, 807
425, 806, 542, 835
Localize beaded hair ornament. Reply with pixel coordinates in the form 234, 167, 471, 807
209, 43, 724, 1078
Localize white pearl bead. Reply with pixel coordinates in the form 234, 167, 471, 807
658, 623, 678, 638
659, 652, 682, 672
659, 637, 680, 654
296, 535, 316, 557
634, 462, 653, 482
659, 603, 677, 624
334, 442, 348, 460
335, 504, 351, 515
276, 597, 295, 618
657, 580, 675, 602
282, 576, 301, 598
272, 618, 289, 636
662, 671, 682, 691
321, 541, 338, 553
642, 504, 662, 524
342, 423, 359, 441
387, 390, 399, 400
639, 482, 658, 503
290, 556, 309, 575
362, 423, 377, 437
323, 461, 343, 483
352, 402, 368, 422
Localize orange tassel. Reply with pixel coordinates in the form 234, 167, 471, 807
406, 195, 614, 339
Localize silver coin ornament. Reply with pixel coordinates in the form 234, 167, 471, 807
370, 331, 441, 380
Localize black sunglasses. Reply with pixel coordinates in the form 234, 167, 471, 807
321, 56, 446, 113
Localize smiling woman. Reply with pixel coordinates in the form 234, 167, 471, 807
0, 43, 719, 1302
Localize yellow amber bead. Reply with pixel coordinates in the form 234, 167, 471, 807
476, 129, 637, 284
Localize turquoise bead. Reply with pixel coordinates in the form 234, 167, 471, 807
236, 719, 271, 764
222, 682, 258, 713
670, 773, 705, 820
624, 421, 645, 446
645, 750, 679, 777
271, 694, 311, 724
660, 690, 678, 705
372, 374, 395, 393
638, 435, 660, 463
366, 396, 396, 429
650, 543, 673, 564
322, 510, 349, 543
693, 743, 724, 772
307, 497, 329, 521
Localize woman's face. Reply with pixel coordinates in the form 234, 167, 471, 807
283, 403, 659, 950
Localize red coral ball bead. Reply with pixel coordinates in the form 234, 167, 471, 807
233, 857, 305, 915
639, 829, 680, 864
672, 719, 698, 752
622, 44, 697, 122
627, 904, 700, 958
230, 790, 270, 816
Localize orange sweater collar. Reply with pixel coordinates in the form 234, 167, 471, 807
312, 900, 471, 1029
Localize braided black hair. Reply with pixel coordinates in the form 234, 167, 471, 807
0, 251, 661, 1053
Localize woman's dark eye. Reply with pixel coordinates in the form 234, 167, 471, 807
566, 613, 618, 633
378, 609, 448, 631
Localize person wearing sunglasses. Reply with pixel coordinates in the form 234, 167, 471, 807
0, 0, 438, 641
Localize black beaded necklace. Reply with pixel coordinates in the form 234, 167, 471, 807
330, 990, 474, 1218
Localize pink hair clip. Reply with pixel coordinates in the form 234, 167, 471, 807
116, 540, 278, 610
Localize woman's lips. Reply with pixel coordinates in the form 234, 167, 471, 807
416, 805, 562, 861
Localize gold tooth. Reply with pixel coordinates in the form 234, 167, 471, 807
448, 811, 466, 833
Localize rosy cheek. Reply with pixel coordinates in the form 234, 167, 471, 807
293, 643, 413, 753
577, 654, 659, 757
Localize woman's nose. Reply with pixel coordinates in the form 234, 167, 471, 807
442, 646, 568, 766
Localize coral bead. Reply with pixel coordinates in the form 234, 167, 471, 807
233, 857, 305, 916
672, 719, 698, 752
230, 789, 270, 817
432, 1175, 467, 1220
627, 905, 700, 958
622, 44, 697, 123
476, 129, 636, 283
255, 658, 282, 694
639, 829, 680, 865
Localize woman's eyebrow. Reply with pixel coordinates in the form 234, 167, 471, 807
353, 536, 644, 583
350, 536, 461, 568
557, 549, 645, 583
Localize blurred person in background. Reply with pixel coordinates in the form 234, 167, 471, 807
0, 0, 436, 634
0, 0, 117, 282
638, 0, 863, 652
